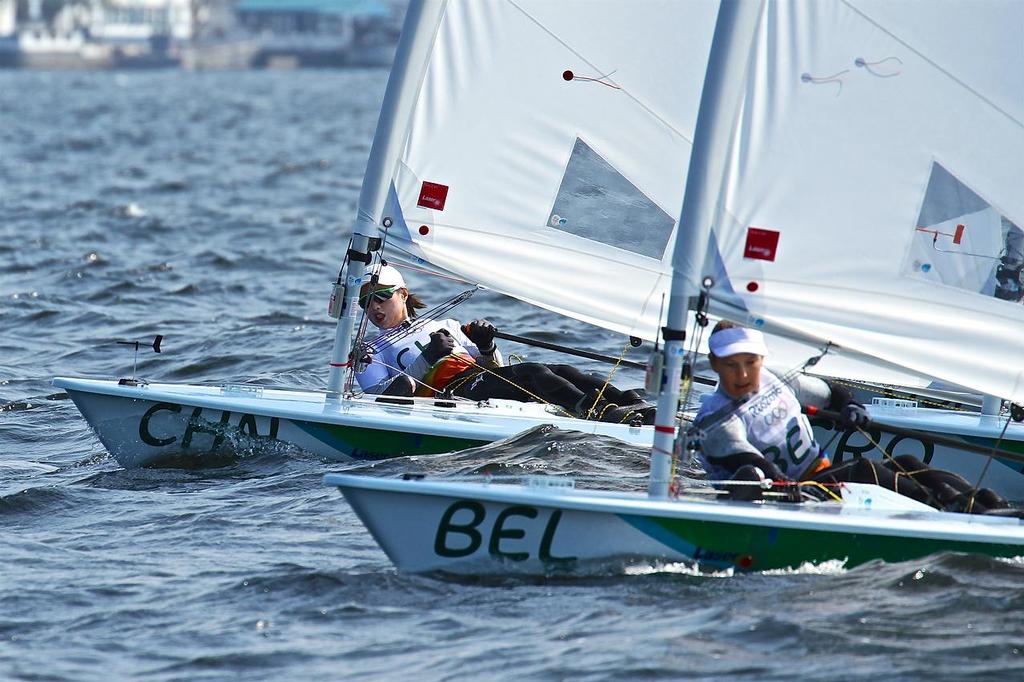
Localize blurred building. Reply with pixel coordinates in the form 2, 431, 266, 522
0, 0, 405, 68
236, 0, 395, 68
0, 0, 187, 67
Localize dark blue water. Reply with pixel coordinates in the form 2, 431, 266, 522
3, 69, 1024, 681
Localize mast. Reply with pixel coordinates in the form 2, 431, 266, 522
649, 0, 763, 498
326, 0, 447, 397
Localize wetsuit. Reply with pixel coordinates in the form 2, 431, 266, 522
356, 318, 647, 420
693, 369, 831, 482
446, 362, 638, 415
810, 454, 1009, 513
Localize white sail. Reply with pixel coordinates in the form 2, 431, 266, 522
699, 0, 1024, 400
375, 0, 719, 341
363, 0, 943, 389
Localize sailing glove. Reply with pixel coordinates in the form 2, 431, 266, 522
356, 344, 375, 371
839, 403, 870, 430
422, 328, 456, 364
463, 319, 497, 353
826, 380, 869, 428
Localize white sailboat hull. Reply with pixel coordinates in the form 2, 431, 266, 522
54, 377, 1024, 500
52, 376, 652, 468
325, 474, 1024, 574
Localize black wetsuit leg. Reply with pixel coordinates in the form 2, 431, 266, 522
450, 363, 585, 412
810, 458, 935, 505
546, 364, 631, 404
884, 455, 1009, 513
811, 455, 1010, 514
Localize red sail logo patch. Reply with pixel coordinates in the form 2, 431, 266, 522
744, 227, 780, 261
417, 181, 449, 211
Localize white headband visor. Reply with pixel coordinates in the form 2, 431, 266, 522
368, 264, 406, 288
708, 327, 768, 358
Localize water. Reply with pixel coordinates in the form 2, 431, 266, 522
2, 69, 1023, 681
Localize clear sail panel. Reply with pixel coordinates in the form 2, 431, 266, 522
548, 138, 675, 260
903, 162, 1024, 303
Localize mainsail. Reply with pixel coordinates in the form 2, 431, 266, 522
374, 0, 718, 341
698, 0, 1024, 400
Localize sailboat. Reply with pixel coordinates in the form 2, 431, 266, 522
52, 0, 717, 468
54, 0, 1024, 502
325, 0, 1024, 572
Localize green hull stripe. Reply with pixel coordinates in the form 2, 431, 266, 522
293, 420, 486, 460
961, 435, 1024, 474
623, 514, 1024, 570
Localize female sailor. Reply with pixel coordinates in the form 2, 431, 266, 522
354, 264, 654, 424
693, 322, 1011, 514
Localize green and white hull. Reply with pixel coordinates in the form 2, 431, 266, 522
325, 474, 1024, 574
52, 377, 652, 468
54, 378, 1024, 502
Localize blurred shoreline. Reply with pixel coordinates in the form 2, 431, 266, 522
0, 0, 406, 70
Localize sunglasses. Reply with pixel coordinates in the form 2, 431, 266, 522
358, 284, 402, 309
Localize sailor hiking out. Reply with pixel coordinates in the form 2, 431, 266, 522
693, 322, 1012, 514
355, 264, 656, 424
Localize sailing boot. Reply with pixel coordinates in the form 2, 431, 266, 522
633, 405, 657, 426
575, 388, 611, 420
974, 487, 1009, 510
576, 389, 646, 424
620, 389, 647, 404
597, 403, 643, 424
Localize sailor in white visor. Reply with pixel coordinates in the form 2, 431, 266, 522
693, 321, 861, 499
706, 326, 770, 399
692, 321, 1011, 513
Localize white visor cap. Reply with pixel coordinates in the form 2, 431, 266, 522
708, 327, 768, 358
369, 264, 406, 289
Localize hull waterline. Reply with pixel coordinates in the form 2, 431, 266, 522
325, 474, 1024, 574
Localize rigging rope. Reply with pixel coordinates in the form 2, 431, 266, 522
361, 288, 478, 354
582, 338, 635, 419
442, 355, 575, 417
358, 355, 472, 401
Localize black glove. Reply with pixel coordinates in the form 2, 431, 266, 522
825, 380, 869, 429
839, 402, 870, 429
825, 381, 855, 412
463, 319, 496, 352
355, 344, 375, 371
421, 328, 456, 365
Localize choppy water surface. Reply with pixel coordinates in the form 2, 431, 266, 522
2, 70, 1023, 681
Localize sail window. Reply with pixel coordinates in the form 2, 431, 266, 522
547, 138, 674, 260
903, 161, 1024, 302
